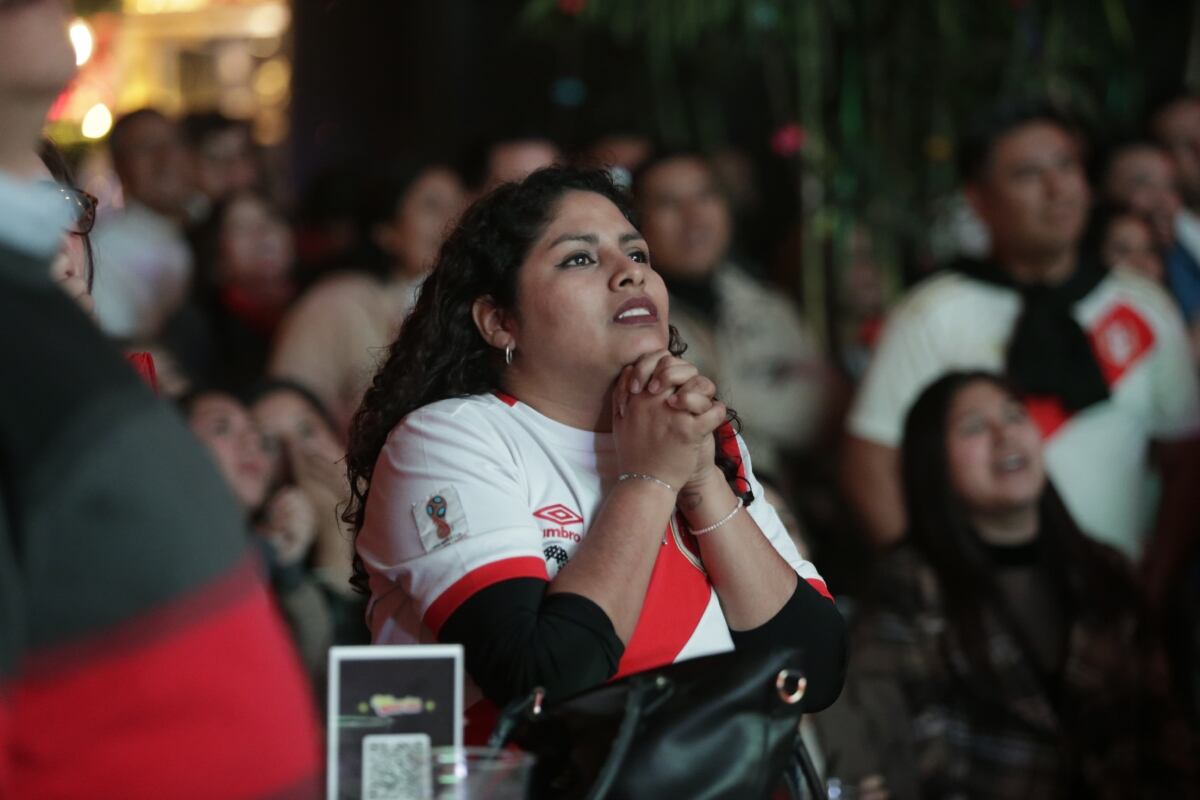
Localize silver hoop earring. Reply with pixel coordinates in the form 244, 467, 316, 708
504, 344, 513, 365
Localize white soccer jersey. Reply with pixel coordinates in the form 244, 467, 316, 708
849, 270, 1200, 556
357, 391, 830, 714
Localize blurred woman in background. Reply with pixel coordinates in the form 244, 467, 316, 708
270, 162, 466, 433
181, 388, 335, 687
168, 190, 296, 391
248, 379, 370, 645
816, 371, 1194, 799
1087, 202, 1166, 283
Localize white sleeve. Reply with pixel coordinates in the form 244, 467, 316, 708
1146, 295, 1200, 441
729, 432, 832, 599
357, 404, 548, 635
846, 297, 947, 447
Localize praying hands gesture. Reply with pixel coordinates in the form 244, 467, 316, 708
613, 349, 800, 631
612, 349, 724, 494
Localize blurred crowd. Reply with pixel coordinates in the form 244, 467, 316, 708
9, 3, 1200, 793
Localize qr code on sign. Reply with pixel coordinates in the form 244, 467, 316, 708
362, 733, 432, 800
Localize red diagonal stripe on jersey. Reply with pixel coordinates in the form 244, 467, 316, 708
614, 525, 712, 679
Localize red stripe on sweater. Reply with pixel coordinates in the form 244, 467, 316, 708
20, 554, 262, 681
0, 697, 11, 799
9, 567, 321, 800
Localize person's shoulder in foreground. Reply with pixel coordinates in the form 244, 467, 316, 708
0, 251, 321, 797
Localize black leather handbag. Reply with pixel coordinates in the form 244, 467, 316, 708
489, 647, 827, 800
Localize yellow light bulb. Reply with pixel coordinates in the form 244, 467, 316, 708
69, 19, 94, 67
81, 103, 114, 140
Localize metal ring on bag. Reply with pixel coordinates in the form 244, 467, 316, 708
775, 669, 807, 705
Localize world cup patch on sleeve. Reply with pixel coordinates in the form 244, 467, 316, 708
412, 486, 468, 552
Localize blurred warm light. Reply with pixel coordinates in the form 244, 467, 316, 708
220, 87, 257, 119
246, 5, 290, 38
69, 19, 94, 67
255, 107, 288, 146
81, 103, 114, 140
253, 58, 290, 104
216, 44, 254, 84
132, 0, 205, 12
248, 35, 282, 59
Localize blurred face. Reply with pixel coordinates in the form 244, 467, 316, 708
968, 122, 1090, 265
1153, 98, 1200, 207
1102, 214, 1164, 283
188, 393, 272, 511
115, 114, 191, 216
381, 167, 466, 278
219, 193, 293, 289
1104, 146, 1181, 246
48, 233, 92, 314
637, 157, 732, 278
586, 135, 653, 172
192, 126, 258, 201
0, 1, 75, 110
251, 389, 343, 478
486, 140, 560, 188
32, 161, 95, 314
945, 381, 1046, 524
506, 190, 669, 394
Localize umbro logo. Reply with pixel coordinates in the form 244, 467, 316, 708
533, 504, 584, 526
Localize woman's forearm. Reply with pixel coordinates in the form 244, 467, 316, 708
680, 469, 799, 630
546, 478, 676, 643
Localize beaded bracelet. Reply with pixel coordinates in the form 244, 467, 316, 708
617, 472, 676, 494
689, 497, 744, 536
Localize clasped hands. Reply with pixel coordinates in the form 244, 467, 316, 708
611, 349, 727, 494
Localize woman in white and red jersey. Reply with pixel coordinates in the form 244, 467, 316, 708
345, 166, 845, 741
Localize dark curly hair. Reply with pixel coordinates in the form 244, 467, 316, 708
343, 165, 748, 594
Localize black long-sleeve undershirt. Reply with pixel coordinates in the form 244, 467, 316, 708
439, 574, 847, 712
439, 579, 624, 707
729, 578, 848, 711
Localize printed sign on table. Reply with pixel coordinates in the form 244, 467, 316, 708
327, 645, 463, 800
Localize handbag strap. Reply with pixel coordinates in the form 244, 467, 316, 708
489, 688, 544, 750
584, 678, 655, 800
788, 733, 829, 800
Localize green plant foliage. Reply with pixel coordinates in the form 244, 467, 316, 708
522, 0, 1165, 259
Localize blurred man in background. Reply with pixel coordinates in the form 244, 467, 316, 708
181, 110, 261, 209
1145, 95, 1200, 333
1102, 141, 1200, 335
90, 108, 194, 342
477, 133, 560, 192
843, 102, 1199, 576
634, 151, 829, 479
